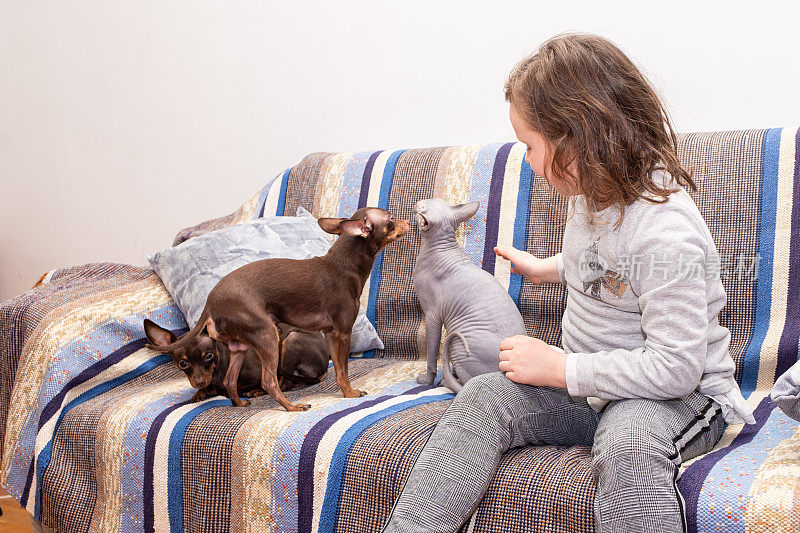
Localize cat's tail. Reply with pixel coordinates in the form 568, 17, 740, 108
441, 331, 470, 392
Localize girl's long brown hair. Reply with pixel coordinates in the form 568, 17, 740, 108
505, 33, 695, 227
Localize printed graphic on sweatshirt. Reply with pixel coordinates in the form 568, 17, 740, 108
578, 239, 629, 301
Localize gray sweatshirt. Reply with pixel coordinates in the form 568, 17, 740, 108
557, 171, 755, 424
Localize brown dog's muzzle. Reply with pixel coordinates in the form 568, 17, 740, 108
379, 220, 410, 250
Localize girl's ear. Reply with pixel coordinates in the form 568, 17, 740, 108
318, 217, 347, 235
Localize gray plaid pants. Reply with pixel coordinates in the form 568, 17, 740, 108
382, 372, 725, 533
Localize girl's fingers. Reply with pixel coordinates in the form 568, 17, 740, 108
499, 338, 515, 350
494, 246, 520, 262
499, 360, 510, 372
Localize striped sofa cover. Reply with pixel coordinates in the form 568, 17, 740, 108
1, 127, 799, 532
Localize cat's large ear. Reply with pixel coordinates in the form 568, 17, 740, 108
452, 201, 480, 223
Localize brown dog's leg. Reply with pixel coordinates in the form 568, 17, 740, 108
325, 330, 366, 398
223, 349, 250, 407
251, 322, 311, 412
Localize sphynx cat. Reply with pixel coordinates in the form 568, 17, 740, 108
413, 198, 528, 392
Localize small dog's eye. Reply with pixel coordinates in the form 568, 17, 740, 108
203, 352, 214, 362
178, 360, 189, 369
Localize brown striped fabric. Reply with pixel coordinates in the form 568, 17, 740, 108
375, 148, 447, 359
678, 130, 764, 382
0, 263, 154, 453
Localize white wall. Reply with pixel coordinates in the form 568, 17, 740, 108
2, 1, 799, 302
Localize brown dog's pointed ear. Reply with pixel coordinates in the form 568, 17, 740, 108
339, 218, 372, 238
144, 319, 177, 348
318, 217, 347, 235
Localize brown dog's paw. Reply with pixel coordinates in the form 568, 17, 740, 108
285, 402, 311, 412
190, 390, 209, 402
344, 389, 367, 398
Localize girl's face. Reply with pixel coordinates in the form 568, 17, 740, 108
509, 104, 577, 197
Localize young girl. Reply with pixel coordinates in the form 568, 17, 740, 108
383, 33, 755, 533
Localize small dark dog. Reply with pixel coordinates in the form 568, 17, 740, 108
144, 319, 332, 403
147, 207, 408, 411
276, 322, 331, 391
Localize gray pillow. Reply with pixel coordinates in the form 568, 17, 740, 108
147, 206, 384, 353
771, 361, 800, 421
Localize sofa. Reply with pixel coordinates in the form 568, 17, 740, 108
2, 127, 799, 532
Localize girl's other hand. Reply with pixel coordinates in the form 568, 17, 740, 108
498, 335, 567, 388
494, 246, 558, 284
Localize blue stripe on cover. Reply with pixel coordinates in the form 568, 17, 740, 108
365, 150, 405, 356
739, 128, 781, 397
168, 399, 230, 533
276, 168, 292, 216
9, 307, 186, 504
144, 401, 190, 533
120, 392, 189, 532
508, 159, 533, 304
273, 380, 426, 531
462, 143, 503, 266
318, 394, 454, 533
339, 151, 378, 218
32, 353, 174, 518
680, 397, 779, 532
297, 393, 407, 532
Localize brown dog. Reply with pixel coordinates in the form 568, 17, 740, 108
147, 207, 408, 411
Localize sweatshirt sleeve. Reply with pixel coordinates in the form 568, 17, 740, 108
566, 208, 710, 401
556, 252, 566, 285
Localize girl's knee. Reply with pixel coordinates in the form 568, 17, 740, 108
592, 415, 674, 472
459, 372, 509, 399
455, 372, 530, 420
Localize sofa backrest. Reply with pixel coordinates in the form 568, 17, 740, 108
178, 127, 800, 394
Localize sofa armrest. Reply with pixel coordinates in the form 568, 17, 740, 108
0, 263, 179, 457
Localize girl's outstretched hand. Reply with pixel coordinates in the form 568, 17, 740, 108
493, 246, 560, 285
499, 335, 567, 388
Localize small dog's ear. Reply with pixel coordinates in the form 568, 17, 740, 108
339, 218, 372, 238
453, 201, 480, 223
143, 319, 177, 347
318, 217, 347, 235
